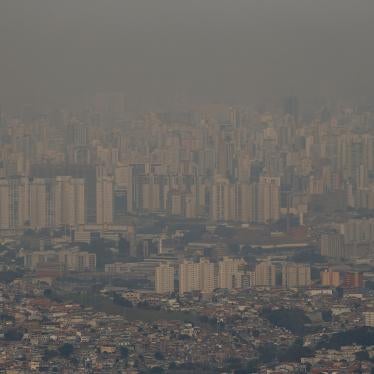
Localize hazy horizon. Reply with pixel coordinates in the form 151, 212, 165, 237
1, 0, 374, 112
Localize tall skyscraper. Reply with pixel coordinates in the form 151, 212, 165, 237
29, 178, 47, 228
0, 177, 30, 229
96, 176, 113, 225
229, 107, 241, 129
199, 258, 216, 293
211, 175, 230, 221
283, 96, 299, 123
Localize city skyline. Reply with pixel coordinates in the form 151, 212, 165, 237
0, 1, 374, 373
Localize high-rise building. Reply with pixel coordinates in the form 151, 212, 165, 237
0, 177, 30, 229
24, 249, 96, 272
229, 107, 241, 129
282, 263, 311, 288
178, 258, 217, 295
252, 177, 280, 223
178, 257, 248, 294
199, 258, 216, 293
179, 259, 201, 295
0, 176, 85, 230
155, 263, 175, 294
29, 178, 47, 228
283, 96, 299, 122
30, 164, 97, 223
255, 261, 276, 287
96, 176, 113, 225
340, 219, 374, 244
320, 233, 346, 258
54, 176, 85, 227
320, 269, 341, 287
218, 257, 244, 290
342, 272, 363, 289
211, 175, 230, 221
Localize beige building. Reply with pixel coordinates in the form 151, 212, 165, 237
155, 263, 175, 294
96, 176, 113, 225
179, 259, 203, 295
24, 249, 96, 272
54, 176, 85, 227
211, 175, 231, 221
29, 178, 47, 228
0, 176, 85, 230
321, 269, 341, 287
199, 258, 216, 293
321, 233, 346, 258
179, 258, 216, 295
282, 263, 311, 288
0, 177, 30, 229
255, 261, 276, 287
179, 257, 247, 295
218, 257, 244, 289
254, 176, 280, 223
60, 250, 96, 271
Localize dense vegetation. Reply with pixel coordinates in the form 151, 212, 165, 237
261, 307, 312, 335
316, 327, 374, 350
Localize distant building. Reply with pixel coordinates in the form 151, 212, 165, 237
320, 269, 341, 287
96, 176, 113, 225
179, 259, 202, 295
24, 249, 96, 272
199, 258, 216, 293
320, 233, 346, 258
252, 177, 281, 224
282, 263, 311, 288
340, 218, 374, 244
179, 258, 216, 295
283, 96, 299, 122
155, 263, 175, 294
218, 257, 244, 290
342, 272, 363, 289
255, 261, 276, 287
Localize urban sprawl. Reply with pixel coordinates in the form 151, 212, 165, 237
0, 99, 373, 373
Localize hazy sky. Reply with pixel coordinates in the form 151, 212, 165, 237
1, 0, 374, 111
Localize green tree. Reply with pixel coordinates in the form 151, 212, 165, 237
355, 350, 369, 361
316, 327, 374, 350
258, 342, 277, 363
58, 343, 74, 358
149, 367, 164, 374
0, 313, 15, 322
322, 309, 333, 322
261, 308, 311, 336
4, 328, 23, 341
119, 346, 129, 359
0, 271, 24, 284
246, 359, 259, 373
278, 338, 313, 362
43, 349, 58, 360
154, 351, 165, 360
